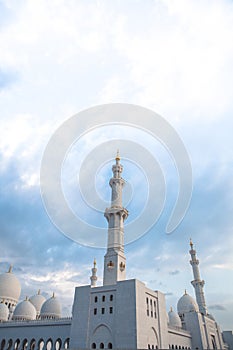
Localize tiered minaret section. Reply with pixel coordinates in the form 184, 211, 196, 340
189, 239, 207, 315
103, 151, 128, 286
90, 259, 97, 287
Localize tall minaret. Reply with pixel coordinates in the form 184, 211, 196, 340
189, 239, 207, 315
103, 151, 128, 286
90, 259, 97, 287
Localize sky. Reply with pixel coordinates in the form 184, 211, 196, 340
0, 0, 233, 330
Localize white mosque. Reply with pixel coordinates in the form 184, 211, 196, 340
0, 154, 232, 350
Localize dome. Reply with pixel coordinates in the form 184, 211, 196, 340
0, 302, 9, 321
13, 297, 36, 321
40, 293, 61, 319
168, 307, 182, 328
177, 291, 199, 315
29, 290, 46, 314
0, 266, 21, 304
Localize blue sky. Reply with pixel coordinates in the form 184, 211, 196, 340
0, 0, 233, 330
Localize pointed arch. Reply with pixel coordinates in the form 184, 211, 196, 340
91, 324, 113, 349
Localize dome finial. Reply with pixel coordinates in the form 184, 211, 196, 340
8, 265, 13, 273
93, 258, 96, 267
185, 289, 187, 295
170, 306, 173, 312
190, 238, 193, 249
52, 292, 55, 298
38, 289, 41, 295
116, 149, 120, 161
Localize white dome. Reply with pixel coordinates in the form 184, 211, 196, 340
29, 290, 46, 314
177, 291, 199, 315
0, 302, 9, 321
0, 266, 21, 303
40, 294, 61, 319
168, 308, 182, 328
13, 298, 36, 321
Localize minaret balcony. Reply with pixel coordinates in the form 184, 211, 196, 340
104, 207, 128, 221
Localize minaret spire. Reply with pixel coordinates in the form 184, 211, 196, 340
189, 239, 207, 315
90, 259, 97, 287
103, 152, 128, 286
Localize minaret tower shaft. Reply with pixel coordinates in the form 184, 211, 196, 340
103, 151, 128, 286
90, 259, 97, 287
189, 239, 207, 315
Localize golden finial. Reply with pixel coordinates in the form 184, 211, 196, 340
93, 258, 96, 267
38, 289, 41, 295
8, 265, 13, 273
184, 289, 187, 295
52, 292, 55, 298
170, 306, 173, 312
190, 238, 193, 249
115, 149, 120, 161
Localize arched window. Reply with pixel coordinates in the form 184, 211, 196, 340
64, 339, 69, 350
46, 340, 53, 350
14, 340, 20, 350
22, 340, 28, 350
100, 343, 104, 349
102, 295, 105, 302
55, 339, 62, 350
108, 343, 112, 349
91, 344, 96, 349
94, 296, 98, 303
30, 339, 36, 350
1, 340, 6, 350
6, 340, 13, 350
110, 295, 113, 301
38, 339, 44, 350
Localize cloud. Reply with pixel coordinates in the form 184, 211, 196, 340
0, 68, 18, 90
209, 304, 226, 311
169, 270, 180, 276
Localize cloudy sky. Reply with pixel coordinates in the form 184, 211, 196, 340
0, 0, 233, 330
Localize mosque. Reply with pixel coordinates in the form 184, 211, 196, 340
0, 154, 232, 350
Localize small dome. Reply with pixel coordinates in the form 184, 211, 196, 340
13, 297, 36, 321
40, 293, 61, 319
0, 302, 9, 321
168, 307, 182, 328
177, 291, 198, 315
29, 290, 46, 314
0, 266, 21, 303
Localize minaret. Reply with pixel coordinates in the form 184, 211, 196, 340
103, 151, 128, 286
90, 259, 97, 287
189, 239, 207, 315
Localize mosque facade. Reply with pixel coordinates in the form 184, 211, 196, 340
0, 154, 232, 350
